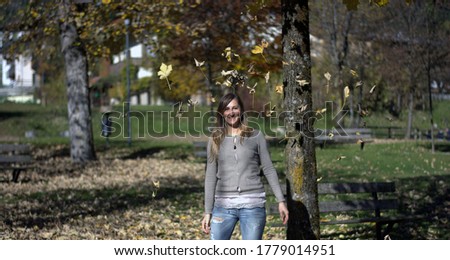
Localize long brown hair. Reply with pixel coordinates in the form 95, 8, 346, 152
209, 93, 253, 161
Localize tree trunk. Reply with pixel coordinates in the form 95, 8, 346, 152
282, 0, 319, 240
59, 0, 96, 162
405, 90, 414, 139
326, 1, 352, 109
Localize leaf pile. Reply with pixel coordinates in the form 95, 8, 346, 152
1, 145, 285, 240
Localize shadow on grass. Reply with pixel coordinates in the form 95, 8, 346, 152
2, 175, 203, 230
420, 141, 450, 153
121, 146, 192, 160
0, 111, 27, 120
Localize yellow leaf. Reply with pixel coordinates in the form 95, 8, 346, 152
372, 0, 389, 7
344, 86, 350, 99
157, 63, 172, 80
324, 72, 331, 81
251, 45, 264, 54
350, 69, 358, 77
275, 85, 283, 94
158, 63, 172, 90
223, 47, 233, 62
102, 0, 111, 4
370, 85, 377, 93
265, 71, 270, 83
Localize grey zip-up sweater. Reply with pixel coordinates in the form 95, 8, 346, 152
204, 130, 285, 214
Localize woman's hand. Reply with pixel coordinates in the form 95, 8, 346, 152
201, 214, 211, 234
278, 202, 289, 225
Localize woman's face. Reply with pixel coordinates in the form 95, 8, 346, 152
223, 98, 241, 128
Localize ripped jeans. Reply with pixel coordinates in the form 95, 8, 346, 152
210, 206, 266, 240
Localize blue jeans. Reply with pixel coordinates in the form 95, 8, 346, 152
210, 206, 266, 240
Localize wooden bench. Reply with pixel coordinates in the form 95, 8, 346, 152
267, 182, 422, 240
314, 128, 373, 150
0, 144, 33, 182
193, 141, 208, 161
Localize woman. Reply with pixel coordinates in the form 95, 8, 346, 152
201, 93, 288, 240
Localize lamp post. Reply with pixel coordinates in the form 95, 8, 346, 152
125, 18, 131, 146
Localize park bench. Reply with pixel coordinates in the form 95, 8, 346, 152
314, 128, 373, 150
193, 141, 208, 161
267, 182, 423, 240
0, 144, 33, 182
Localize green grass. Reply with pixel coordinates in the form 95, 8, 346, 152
268, 141, 449, 182
315, 142, 449, 182
1, 100, 448, 142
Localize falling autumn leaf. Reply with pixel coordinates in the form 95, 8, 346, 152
266, 105, 276, 117
316, 108, 327, 115
275, 84, 283, 94
194, 58, 205, 67
222, 47, 239, 62
341, 86, 350, 109
297, 79, 309, 87
265, 71, 270, 84
356, 81, 363, 88
350, 69, 358, 77
373, 0, 389, 7
247, 83, 257, 94
158, 63, 172, 79
221, 70, 235, 76
223, 47, 232, 62
297, 104, 308, 113
370, 85, 377, 93
194, 59, 208, 81
251, 45, 264, 54
158, 63, 172, 90
187, 99, 198, 106
251, 39, 269, 62
324, 72, 331, 93
175, 102, 183, 118
344, 86, 350, 99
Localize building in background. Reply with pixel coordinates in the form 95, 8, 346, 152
0, 32, 39, 103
